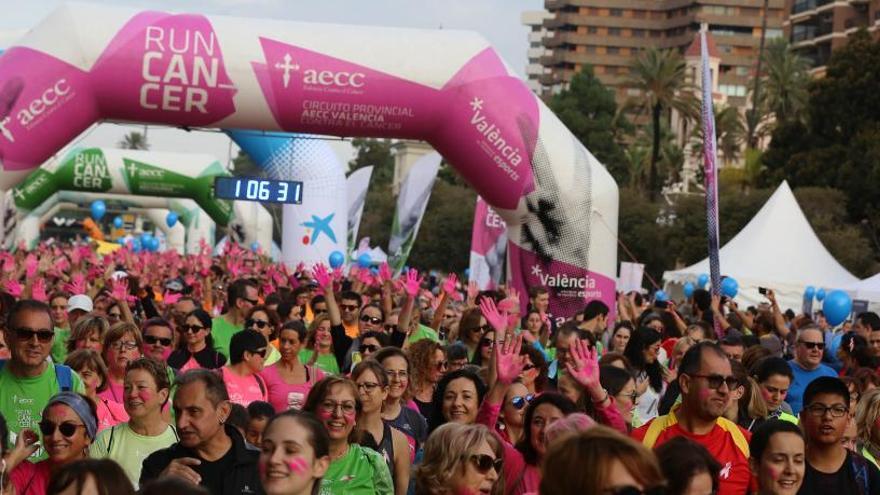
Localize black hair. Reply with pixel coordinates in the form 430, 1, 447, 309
720, 334, 744, 348
600, 365, 636, 397
226, 278, 257, 310
6, 299, 54, 331
445, 342, 469, 362
310, 295, 326, 312
183, 309, 214, 350
359, 331, 389, 348
656, 437, 721, 495
803, 376, 850, 409
227, 403, 249, 432
360, 302, 385, 321
858, 312, 880, 331
139, 478, 209, 495
840, 333, 876, 369
174, 369, 229, 406
264, 293, 282, 307
624, 327, 665, 393
515, 392, 577, 465
753, 356, 794, 383
229, 329, 268, 365
429, 369, 487, 433
750, 419, 804, 462
692, 289, 711, 312
582, 300, 609, 321
339, 290, 361, 304
276, 300, 296, 322
279, 320, 307, 342
247, 400, 276, 420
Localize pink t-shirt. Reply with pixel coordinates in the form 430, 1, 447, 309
180, 356, 202, 372
96, 397, 129, 432
97, 379, 125, 404
11, 459, 51, 495
259, 363, 324, 412
222, 367, 268, 406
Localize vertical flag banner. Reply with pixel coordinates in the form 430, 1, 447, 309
388, 152, 442, 272
469, 195, 508, 290
701, 30, 723, 338
346, 166, 373, 255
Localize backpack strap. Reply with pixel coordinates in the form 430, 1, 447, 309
851, 453, 870, 495
255, 373, 267, 398
53, 364, 73, 392
106, 425, 117, 454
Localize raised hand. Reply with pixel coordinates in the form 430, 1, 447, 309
479, 297, 508, 335
494, 334, 524, 385
357, 267, 375, 287
564, 337, 600, 390
32, 277, 48, 302
466, 280, 479, 304
108, 276, 130, 302
312, 263, 333, 291
64, 273, 87, 295
442, 273, 458, 296
404, 269, 423, 298
25, 254, 38, 278
3, 279, 22, 298
378, 262, 392, 284
164, 291, 182, 305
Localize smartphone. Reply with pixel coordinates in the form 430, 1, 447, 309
758, 287, 768, 295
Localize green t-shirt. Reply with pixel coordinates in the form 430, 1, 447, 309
407, 324, 439, 345
319, 443, 393, 495
0, 361, 84, 460
299, 349, 340, 375
265, 345, 281, 366
90, 422, 178, 489
211, 316, 242, 359
50, 327, 70, 364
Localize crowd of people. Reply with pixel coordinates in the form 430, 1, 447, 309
0, 240, 879, 494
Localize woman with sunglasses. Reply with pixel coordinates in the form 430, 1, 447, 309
301, 376, 393, 494
98, 322, 143, 406
167, 309, 227, 371
357, 331, 387, 362
89, 358, 177, 488
4, 392, 99, 495
519, 345, 548, 396
499, 380, 532, 445
457, 308, 490, 363
352, 360, 410, 495
222, 329, 270, 406
64, 349, 128, 432
260, 320, 325, 412
599, 365, 639, 429
406, 339, 447, 420
245, 305, 282, 366
415, 422, 503, 495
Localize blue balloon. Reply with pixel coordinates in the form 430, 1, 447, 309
697, 273, 709, 288
90, 200, 106, 221
113, 216, 123, 229
328, 251, 345, 269
166, 212, 178, 228
720, 277, 738, 298
117, 237, 126, 246
250, 242, 259, 252
683, 282, 695, 298
804, 285, 815, 299
464, 268, 471, 278
654, 290, 668, 302
823, 290, 852, 326
130, 239, 141, 253
816, 288, 826, 301
150, 237, 160, 252
357, 253, 371, 268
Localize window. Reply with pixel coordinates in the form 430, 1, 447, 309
609, 27, 621, 36
610, 8, 623, 17
719, 84, 747, 97
588, 26, 598, 34
634, 10, 646, 19
765, 28, 784, 39
585, 45, 597, 53
735, 66, 750, 76
608, 46, 620, 54
651, 30, 663, 38
606, 66, 619, 75
632, 29, 646, 37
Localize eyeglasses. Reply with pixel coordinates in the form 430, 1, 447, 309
386, 370, 408, 380
361, 344, 380, 354
687, 373, 740, 390
144, 335, 173, 346
357, 382, 381, 393
179, 324, 205, 334
242, 297, 259, 306
111, 341, 138, 351
510, 394, 535, 410
360, 315, 382, 325
522, 364, 536, 372
340, 304, 359, 312
469, 324, 492, 334
799, 341, 825, 350
249, 348, 268, 358
247, 319, 270, 330
38, 420, 85, 438
804, 403, 848, 418
603, 486, 665, 495
468, 454, 502, 474
436, 360, 448, 371
618, 390, 639, 403
12, 327, 54, 343
320, 400, 357, 415
480, 338, 494, 349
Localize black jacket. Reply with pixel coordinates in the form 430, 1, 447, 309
167, 346, 227, 370
140, 425, 263, 495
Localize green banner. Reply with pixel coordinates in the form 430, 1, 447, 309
12, 169, 56, 211
54, 148, 113, 193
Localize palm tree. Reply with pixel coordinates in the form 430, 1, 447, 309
624, 144, 649, 192
690, 105, 746, 166
627, 47, 693, 200
118, 131, 149, 150
761, 38, 811, 126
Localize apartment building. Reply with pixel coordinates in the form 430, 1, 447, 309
784, 0, 880, 71
537, 0, 786, 109
522, 10, 555, 93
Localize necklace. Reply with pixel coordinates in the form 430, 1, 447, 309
329, 444, 350, 462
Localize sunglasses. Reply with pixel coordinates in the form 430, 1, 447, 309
340, 304, 359, 312
480, 338, 495, 349
13, 327, 54, 343
39, 420, 85, 438
247, 319, 270, 330
799, 341, 825, 350
242, 297, 259, 305
436, 360, 449, 371
510, 394, 535, 410
360, 315, 382, 325
468, 454, 502, 474
361, 344, 380, 353
688, 373, 741, 390
522, 364, 536, 372
144, 335, 173, 346
249, 348, 268, 358
179, 324, 205, 334
469, 324, 492, 334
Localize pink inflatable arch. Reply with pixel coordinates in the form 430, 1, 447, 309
0, 4, 618, 321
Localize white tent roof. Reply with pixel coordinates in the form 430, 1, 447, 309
663, 181, 859, 312
846, 272, 880, 302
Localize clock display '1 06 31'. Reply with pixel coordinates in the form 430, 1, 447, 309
213, 176, 304, 204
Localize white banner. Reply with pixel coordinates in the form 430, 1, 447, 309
346, 166, 373, 254
388, 152, 441, 271
618, 262, 645, 293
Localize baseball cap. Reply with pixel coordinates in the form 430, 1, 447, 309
67, 294, 94, 313
165, 278, 185, 293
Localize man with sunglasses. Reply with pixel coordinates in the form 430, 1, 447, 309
211, 279, 259, 360
338, 290, 363, 339
633, 342, 751, 495
786, 326, 837, 415
0, 300, 85, 458
798, 376, 880, 495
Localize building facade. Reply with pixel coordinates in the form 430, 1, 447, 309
522, 10, 555, 92
784, 0, 880, 71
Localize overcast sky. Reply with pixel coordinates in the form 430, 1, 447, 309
0, 0, 543, 167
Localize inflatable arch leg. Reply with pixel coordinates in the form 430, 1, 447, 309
0, 4, 619, 319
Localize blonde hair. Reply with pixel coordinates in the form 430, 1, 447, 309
856, 388, 880, 446
66, 315, 110, 353
415, 423, 503, 495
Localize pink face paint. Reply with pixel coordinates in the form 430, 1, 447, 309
699, 389, 711, 400
287, 457, 309, 475
138, 390, 153, 402
343, 411, 356, 425
767, 466, 779, 480
317, 409, 333, 422
258, 461, 267, 475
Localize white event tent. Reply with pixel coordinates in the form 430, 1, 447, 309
663, 181, 859, 312
846, 273, 880, 303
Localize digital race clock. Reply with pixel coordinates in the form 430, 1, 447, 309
213, 176, 304, 204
